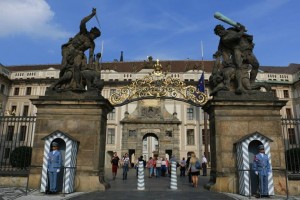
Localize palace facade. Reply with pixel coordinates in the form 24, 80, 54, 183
0, 61, 299, 168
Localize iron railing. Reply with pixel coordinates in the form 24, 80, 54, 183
0, 116, 36, 175
281, 118, 300, 177
0, 115, 299, 179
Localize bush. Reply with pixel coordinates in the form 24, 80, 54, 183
10, 146, 32, 169
286, 148, 300, 173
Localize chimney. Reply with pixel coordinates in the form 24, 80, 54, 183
120, 51, 124, 62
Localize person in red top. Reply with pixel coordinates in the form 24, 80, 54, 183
111, 152, 120, 180
146, 157, 154, 178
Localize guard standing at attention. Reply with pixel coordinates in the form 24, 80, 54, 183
252, 145, 271, 198
47, 142, 62, 194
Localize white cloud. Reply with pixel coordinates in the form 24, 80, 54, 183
0, 0, 68, 39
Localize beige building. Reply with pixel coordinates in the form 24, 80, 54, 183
1, 61, 300, 168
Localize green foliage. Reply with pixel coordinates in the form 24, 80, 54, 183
10, 146, 32, 169
285, 148, 300, 173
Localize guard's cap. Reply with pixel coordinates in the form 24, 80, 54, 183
258, 145, 264, 150
52, 142, 59, 147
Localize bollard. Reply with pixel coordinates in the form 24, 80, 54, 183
170, 161, 177, 190
137, 161, 145, 190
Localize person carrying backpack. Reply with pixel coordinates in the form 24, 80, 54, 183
187, 153, 201, 188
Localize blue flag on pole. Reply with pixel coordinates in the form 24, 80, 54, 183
197, 72, 205, 92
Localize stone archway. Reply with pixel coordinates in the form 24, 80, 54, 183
120, 100, 181, 160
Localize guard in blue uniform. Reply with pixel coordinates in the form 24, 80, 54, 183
47, 142, 62, 194
252, 145, 271, 198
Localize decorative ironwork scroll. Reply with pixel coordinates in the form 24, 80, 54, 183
109, 60, 208, 107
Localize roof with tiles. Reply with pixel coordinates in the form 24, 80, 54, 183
5, 61, 300, 74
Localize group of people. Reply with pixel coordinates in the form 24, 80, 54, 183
110, 151, 208, 189
146, 156, 169, 177
110, 152, 131, 180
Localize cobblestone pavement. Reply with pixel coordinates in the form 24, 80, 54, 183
0, 187, 36, 200
0, 168, 299, 200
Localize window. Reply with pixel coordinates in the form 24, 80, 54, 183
11, 106, 17, 116
271, 89, 277, 97
26, 87, 32, 95
187, 107, 194, 120
23, 105, 29, 116
288, 128, 296, 145
14, 87, 19, 95
187, 129, 195, 145
107, 128, 115, 144
4, 148, 10, 159
6, 126, 14, 141
283, 90, 289, 98
0, 84, 5, 94
286, 108, 292, 119
108, 109, 115, 120
19, 126, 27, 141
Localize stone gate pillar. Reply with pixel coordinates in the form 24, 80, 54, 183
28, 92, 113, 192
203, 92, 287, 195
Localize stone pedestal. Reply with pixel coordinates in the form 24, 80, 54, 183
29, 91, 113, 192
203, 91, 287, 195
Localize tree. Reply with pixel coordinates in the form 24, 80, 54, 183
10, 146, 32, 169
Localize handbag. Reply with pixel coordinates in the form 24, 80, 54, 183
195, 160, 201, 170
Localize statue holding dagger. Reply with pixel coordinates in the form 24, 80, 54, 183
49, 8, 103, 92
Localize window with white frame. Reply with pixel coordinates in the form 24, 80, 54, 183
187, 107, 194, 120
107, 128, 115, 144
283, 90, 289, 98
108, 109, 115, 120
187, 129, 195, 145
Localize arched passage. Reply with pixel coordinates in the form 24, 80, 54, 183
142, 133, 159, 160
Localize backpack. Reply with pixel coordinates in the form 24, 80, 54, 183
195, 160, 201, 170
111, 157, 119, 165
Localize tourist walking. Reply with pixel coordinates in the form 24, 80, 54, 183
155, 157, 162, 177
202, 154, 208, 176
165, 158, 170, 176
180, 157, 186, 177
187, 153, 201, 188
146, 157, 154, 178
161, 158, 167, 177
186, 153, 192, 183
111, 152, 120, 180
122, 153, 130, 180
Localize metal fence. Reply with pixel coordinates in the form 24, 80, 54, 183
0, 115, 299, 178
0, 116, 36, 175
281, 118, 300, 177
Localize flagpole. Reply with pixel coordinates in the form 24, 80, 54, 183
201, 40, 209, 163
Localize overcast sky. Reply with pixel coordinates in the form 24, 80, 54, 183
0, 0, 299, 67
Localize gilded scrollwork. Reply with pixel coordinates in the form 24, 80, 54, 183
109, 60, 208, 107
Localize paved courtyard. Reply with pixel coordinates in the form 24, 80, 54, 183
0, 168, 298, 200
